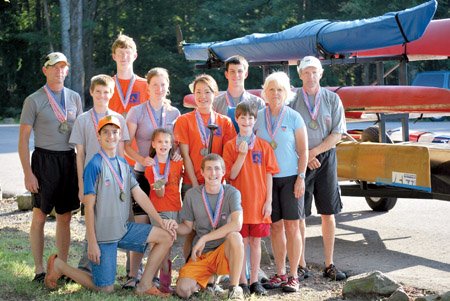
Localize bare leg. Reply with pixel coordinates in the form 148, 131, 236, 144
322, 214, 335, 266
176, 277, 200, 299
299, 219, 307, 267
248, 237, 262, 284
30, 208, 46, 274
55, 211, 72, 262
284, 219, 301, 278
224, 232, 244, 287
270, 220, 286, 275
239, 237, 249, 284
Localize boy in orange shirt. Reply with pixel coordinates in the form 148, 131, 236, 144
223, 102, 279, 296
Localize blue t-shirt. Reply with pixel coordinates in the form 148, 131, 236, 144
255, 106, 305, 178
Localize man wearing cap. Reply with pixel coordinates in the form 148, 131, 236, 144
44, 115, 176, 297
18, 52, 82, 283
288, 56, 347, 281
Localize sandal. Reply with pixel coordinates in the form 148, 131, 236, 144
32, 272, 46, 283
122, 276, 138, 290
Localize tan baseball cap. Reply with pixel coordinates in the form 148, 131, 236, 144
97, 115, 121, 133
44, 52, 70, 67
297, 56, 322, 73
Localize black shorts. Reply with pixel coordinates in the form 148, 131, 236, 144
31, 147, 79, 215
304, 148, 342, 217
271, 175, 305, 223
132, 170, 151, 216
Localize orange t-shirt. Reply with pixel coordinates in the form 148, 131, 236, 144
109, 75, 148, 166
144, 159, 183, 212
173, 110, 237, 185
223, 136, 279, 224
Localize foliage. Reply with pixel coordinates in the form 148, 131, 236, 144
0, 0, 448, 118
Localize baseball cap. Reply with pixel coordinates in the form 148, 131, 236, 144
297, 56, 322, 73
97, 115, 121, 133
44, 52, 70, 67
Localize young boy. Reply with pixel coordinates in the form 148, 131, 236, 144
175, 154, 245, 300
69, 74, 130, 273
44, 115, 177, 297
222, 102, 279, 296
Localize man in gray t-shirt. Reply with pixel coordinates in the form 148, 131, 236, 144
213, 55, 265, 132
18, 52, 82, 283
289, 56, 347, 281
175, 154, 245, 300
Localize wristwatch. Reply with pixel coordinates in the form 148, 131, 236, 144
298, 172, 306, 179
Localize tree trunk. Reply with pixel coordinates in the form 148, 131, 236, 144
70, 0, 84, 107
60, 0, 71, 87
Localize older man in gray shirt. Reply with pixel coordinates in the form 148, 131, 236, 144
18, 52, 82, 283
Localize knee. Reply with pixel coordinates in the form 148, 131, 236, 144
248, 237, 261, 248
271, 221, 284, 233
56, 212, 72, 224
176, 281, 195, 299
284, 220, 300, 234
225, 232, 243, 248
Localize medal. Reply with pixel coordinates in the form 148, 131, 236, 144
98, 149, 125, 202
264, 106, 286, 151
236, 133, 256, 150
270, 140, 277, 150
200, 148, 209, 156
309, 120, 319, 130
201, 185, 225, 230
58, 121, 70, 134
153, 179, 167, 190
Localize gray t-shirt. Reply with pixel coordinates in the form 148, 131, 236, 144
126, 102, 180, 171
180, 184, 242, 253
69, 108, 130, 166
213, 90, 265, 116
83, 154, 139, 243
20, 87, 82, 151
289, 88, 346, 149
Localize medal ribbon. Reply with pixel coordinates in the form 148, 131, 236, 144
225, 90, 243, 108
43, 85, 67, 123
201, 185, 224, 229
90, 109, 109, 130
146, 102, 167, 129
98, 149, 124, 192
264, 106, 287, 142
152, 156, 171, 182
114, 74, 136, 109
195, 110, 216, 148
302, 87, 322, 121
236, 133, 256, 151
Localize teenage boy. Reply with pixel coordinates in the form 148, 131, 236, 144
223, 102, 279, 296
44, 115, 177, 297
213, 55, 265, 130
18, 52, 82, 283
175, 154, 245, 301
69, 74, 130, 272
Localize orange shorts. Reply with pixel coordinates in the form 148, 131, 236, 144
178, 243, 229, 288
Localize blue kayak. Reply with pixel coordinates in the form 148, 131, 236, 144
183, 0, 437, 62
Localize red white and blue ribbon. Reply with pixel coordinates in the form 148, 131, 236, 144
90, 109, 109, 130
201, 185, 224, 229
302, 87, 322, 121
195, 110, 216, 148
264, 105, 287, 142
114, 74, 136, 109
98, 149, 124, 193
146, 102, 167, 129
236, 133, 256, 150
43, 85, 67, 123
152, 156, 171, 182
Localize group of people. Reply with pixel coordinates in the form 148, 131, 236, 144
18, 33, 347, 300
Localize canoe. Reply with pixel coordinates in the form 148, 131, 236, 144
183, 86, 450, 114
183, 0, 437, 62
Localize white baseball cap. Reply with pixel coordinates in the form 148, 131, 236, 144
44, 52, 70, 67
297, 56, 322, 73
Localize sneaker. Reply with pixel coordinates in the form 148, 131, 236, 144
122, 276, 138, 290
249, 281, 267, 296
32, 272, 46, 283
135, 286, 171, 297
282, 276, 300, 292
298, 265, 311, 280
227, 285, 244, 300
239, 283, 250, 296
206, 283, 227, 297
262, 273, 287, 289
323, 264, 347, 281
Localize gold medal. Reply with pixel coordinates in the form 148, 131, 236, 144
58, 121, 70, 134
309, 120, 319, 130
270, 140, 277, 150
200, 148, 209, 156
119, 190, 126, 202
153, 179, 167, 190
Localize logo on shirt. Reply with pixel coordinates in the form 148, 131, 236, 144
214, 126, 222, 136
252, 151, 262, 164
281, 125, 287, 131
129, 92, 140, 104
105, 179, 111, 187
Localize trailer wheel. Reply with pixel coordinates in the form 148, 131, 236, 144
365, 196, 397, 212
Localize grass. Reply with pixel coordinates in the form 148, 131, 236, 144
0, 227, 187, 301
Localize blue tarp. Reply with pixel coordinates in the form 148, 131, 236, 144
183, 0, 437, 62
